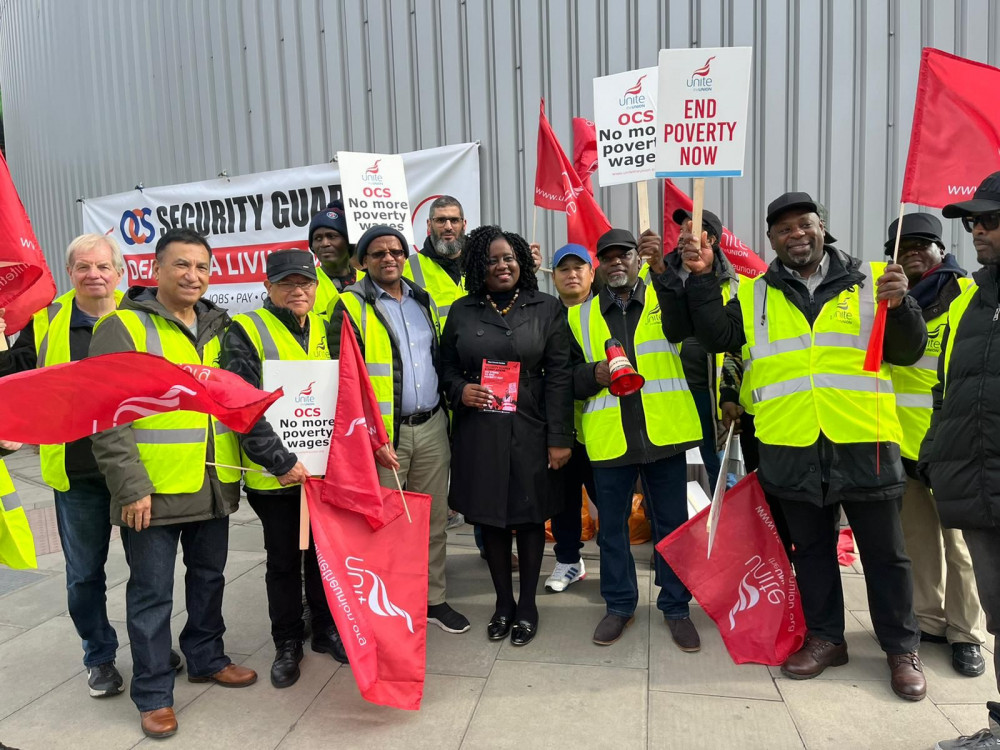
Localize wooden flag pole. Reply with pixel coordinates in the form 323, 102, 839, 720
205, 461, 266, 474
299, 484, 310, 550
636, 180, 651, 233
890, 202, 906, 263
691, 178, 706, 241
531, 205, 538, 245
391, 467, 413, 523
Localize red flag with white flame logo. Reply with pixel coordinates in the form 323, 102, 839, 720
656, 474, 806, 666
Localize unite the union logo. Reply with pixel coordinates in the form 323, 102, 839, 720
686, 55, 716, 92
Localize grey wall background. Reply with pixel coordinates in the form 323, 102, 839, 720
1, 0, 998, 292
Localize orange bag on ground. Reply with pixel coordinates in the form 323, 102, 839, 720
629, 494, 650, 544
545, 488, 597, 542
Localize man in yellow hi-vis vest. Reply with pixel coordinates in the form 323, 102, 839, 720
402, 195, 468, 329
570, 227, 704, 651
887, 213, 985, 680
90, 229, 257, 739
307, 200, 361, 315
671, 191, 929, 701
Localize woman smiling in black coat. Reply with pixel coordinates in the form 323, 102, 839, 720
440, 225, 575, 646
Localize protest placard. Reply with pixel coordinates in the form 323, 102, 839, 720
337, 151, 417, 250
262, 360, 339, 475
593, 66, 659, 187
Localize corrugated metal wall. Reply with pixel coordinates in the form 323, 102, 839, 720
1, 0, 998, 292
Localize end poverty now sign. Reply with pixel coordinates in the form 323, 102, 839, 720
655, 47, 752, 178
593, 67, 658, 186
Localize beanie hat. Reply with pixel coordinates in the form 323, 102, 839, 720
308, 200, 349, 244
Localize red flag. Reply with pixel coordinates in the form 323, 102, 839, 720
322, 314, 402, 529
572, 117, 599, 195
0, 152, 56, 334
0, 351, 281, 443
534, 100, 611, 260
656, 474, 806, 666
305, 479, 430, 710
902, 48, 1000, 208
662, 179, 768, 278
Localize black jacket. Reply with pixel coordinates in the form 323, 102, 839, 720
342, 275, 441, 447
661, 246, 927, 505
441, 288, 575, 526
570, 278, 701, 468
920, 264, 1000, 529
219, 298, 346, 488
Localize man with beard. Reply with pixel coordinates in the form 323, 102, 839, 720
403, 195, 468, 330
920, 171, 1000, 750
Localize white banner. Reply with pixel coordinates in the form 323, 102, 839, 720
593, 66, 659, 186
261, 360, 339, 476
654, 47, 752, 178
81, 143, 481, 314
337, 151, 416, 249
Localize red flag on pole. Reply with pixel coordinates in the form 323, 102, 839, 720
656, 474, 806, 666
0, 351, 281, 443
0, 152, 56, 334
305, 479, 430, 710
662, 179, 767, 278
901, 48, 1000, 208
572, 117, 599, 195
534, 100, 611, 260
321, 314, 403, 530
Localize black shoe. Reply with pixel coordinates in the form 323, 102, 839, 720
592, 613, 635, 646
427, 602, 471, 634
920, 630, 948, 644
169, 649, 184, 674
312, 625, 349, 665
510, 620, 537, 647
270, 640, 304, 688
87, 662, 124, 698
487, 615, 513, 641
953, 642, 987, 677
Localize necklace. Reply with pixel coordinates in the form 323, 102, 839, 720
486, 289, 519, 316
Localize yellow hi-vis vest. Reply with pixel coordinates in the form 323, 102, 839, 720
0, 460, 36, 569
738, 262, 902, 447
890, 277, 975, 460
315, 268, 341, 319
941, 281, 986, 394
93, 309, 242, 490
230, 308, 329, 490
402, 253, 463, 329
33, 289, 125, 491
567, 291, 702, 462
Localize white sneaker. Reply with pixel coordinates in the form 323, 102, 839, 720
545, 559, 586, 592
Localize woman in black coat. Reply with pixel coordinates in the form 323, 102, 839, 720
440, 225, 575, 646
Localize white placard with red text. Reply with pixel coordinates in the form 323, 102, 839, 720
593, 67, 659, 186
336, 151, 417, 250
80, 143, 480, 314
654, 47, 752, 178
261, 359, 339, 476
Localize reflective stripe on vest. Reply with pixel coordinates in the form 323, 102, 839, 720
96, 309, 241, 489
0, 461, 21, 510
33, 289, 124, 491
340, 292, 397, 442
231, 308, 330, 489
890, 276, 975, 460
738, 261, 902, 448
567, 291, 701, 462
402, 254, 462, 327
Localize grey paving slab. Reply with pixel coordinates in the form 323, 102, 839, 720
33, 549, 68, 571
0, 625, 24, 645
0, 571, 68, 628
778, 677, 959, 750
649, 604, 781, 700
918, 639, 999, 706
226, 521, 266, 552
841, 571, 870, 612
0, 567, 48, 597
425, 576, 504, 679
278, 670, 484, 750
206, 562, 272, 658
648, 691, 805, 749
462, 660, 647, 750
10, 480, 56, 508
936, 702, 996, 738
0, 617, 90, 719
768, 610, 887, 684
229, 502, 261, 525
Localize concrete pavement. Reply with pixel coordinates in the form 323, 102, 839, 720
0, 447, 995, 749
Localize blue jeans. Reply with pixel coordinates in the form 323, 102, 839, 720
592, 453, 691, 618
691, 389, 721, 495
53, 475, 119, 668
121, 516, 231, 712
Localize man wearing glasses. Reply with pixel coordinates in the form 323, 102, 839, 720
920, 171, 1000, 750
342, 225, 470, 635
403, 195, 468, 330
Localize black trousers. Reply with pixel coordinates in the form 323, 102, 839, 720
549, 440, 596, 565
775, 493, 919, 654
246, 488, 333, 645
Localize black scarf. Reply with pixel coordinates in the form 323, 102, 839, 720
908, 253, 967, 310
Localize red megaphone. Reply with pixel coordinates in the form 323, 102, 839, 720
605, 338, 645, 397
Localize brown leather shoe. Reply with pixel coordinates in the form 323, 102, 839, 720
666, 617, 701, 652
780, 635, 848, 679
140, 707, 178, 739
887, 651, 926, 701
188, 663, 258, 688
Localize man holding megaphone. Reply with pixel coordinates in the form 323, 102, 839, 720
568, 227, 704, 651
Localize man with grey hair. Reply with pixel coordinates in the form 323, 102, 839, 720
0, 234, 177, 698
403, 195, 468, 330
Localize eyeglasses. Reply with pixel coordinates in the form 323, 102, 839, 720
273, 280, 318, 291
368, 248, 408, 260
431, 216, 464, 226
486, 254, 517, 267
961, 211, 1000, 233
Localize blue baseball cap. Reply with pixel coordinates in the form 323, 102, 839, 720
551, 243, 592, 269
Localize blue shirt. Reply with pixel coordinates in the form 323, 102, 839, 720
376, 285, 439, 416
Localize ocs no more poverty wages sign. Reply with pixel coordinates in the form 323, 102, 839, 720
337, 151, 417, 250
655, 47, 752, 178
593, 66, 659, 186
262, 359, 339, 476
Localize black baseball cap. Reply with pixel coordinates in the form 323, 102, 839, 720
885, 213, 944, 251
672, 208, 723, 242
942, 171, 1000, 218
766, 192, 820, 227
596, 228, 638, 257
266, 249, 318, 281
